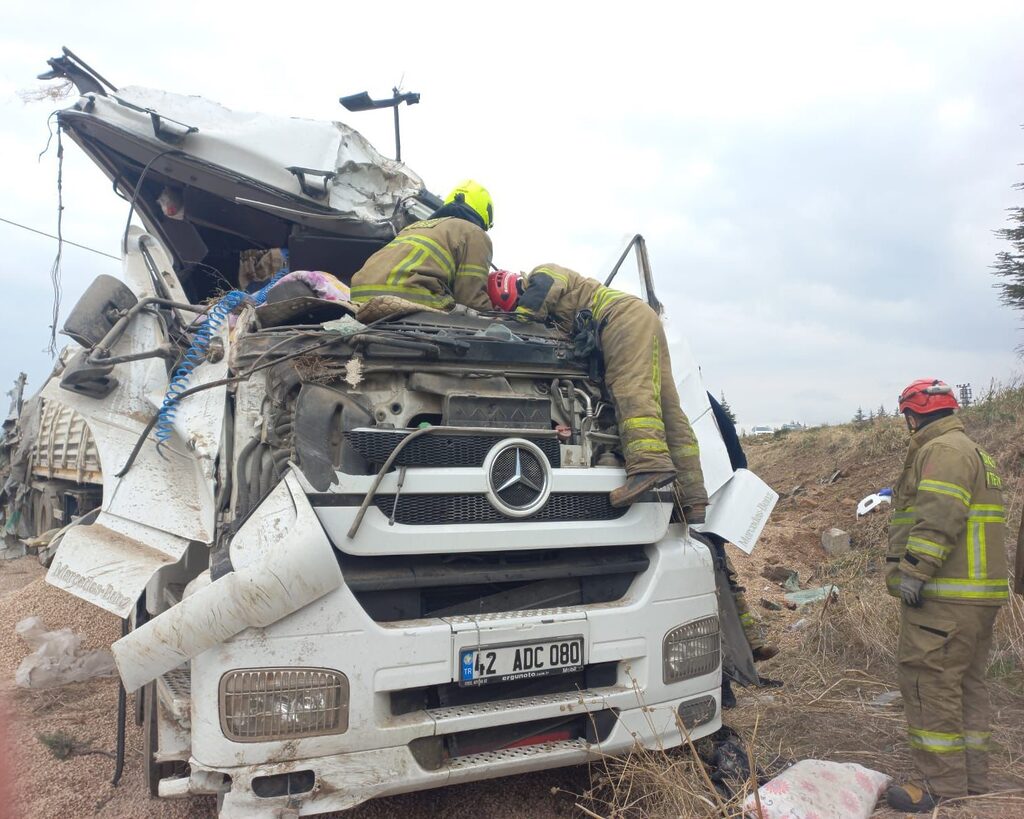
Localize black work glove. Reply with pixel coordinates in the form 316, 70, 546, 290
899, 573, 925, 607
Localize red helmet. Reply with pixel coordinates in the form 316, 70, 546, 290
898, 378, 959, 415
487, 269, 521, 312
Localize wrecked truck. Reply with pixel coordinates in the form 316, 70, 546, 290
34, 51, 778, 817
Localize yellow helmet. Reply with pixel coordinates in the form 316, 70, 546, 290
444, 179, 494, 230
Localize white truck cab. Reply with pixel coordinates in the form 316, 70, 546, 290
33, 50, 775, 817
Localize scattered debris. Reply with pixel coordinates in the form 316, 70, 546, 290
1, 541, 26, 561
742, 759, 890, 819
823, 468, 844, 485
760, 598, 783, 611
762, 565, 802, 592
857, 490, 892, 517
870, 690, 902, 708
784, 600, 798, 610
321, 315, 366, 336
787, 618, 809, 632
37, 730, 114, 761
821, 527, 851, 556
344, 356, 364, 388
14, 616, 117, 688
784, 584, 840, 608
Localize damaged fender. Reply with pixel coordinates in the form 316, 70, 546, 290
112, 472, 341, 692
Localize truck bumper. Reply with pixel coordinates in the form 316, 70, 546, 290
184, 685, 721, 818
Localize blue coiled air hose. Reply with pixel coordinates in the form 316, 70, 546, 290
154, 256, 289, 452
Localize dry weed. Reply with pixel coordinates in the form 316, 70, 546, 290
18, 81, 74, 103
292, 354, 344, 384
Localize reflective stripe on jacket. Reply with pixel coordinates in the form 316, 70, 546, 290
514, 264, 632, 331
886, 415, 1009, 605
350, 217, 493, 311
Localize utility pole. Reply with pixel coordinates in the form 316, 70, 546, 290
957, 383, 973, 408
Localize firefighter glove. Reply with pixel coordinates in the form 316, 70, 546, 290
899, 573, 925, 607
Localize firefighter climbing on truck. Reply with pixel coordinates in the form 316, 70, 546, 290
487, 265, 708, 515
349, 179, 494, 312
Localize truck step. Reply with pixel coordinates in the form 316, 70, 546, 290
158, 665, 191, 724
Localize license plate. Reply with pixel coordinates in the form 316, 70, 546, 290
459, 637, 584, 686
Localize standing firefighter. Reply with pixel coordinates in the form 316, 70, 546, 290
487, 265, 707, 515
885, 378, 1010, 813
350, 180, 494, 314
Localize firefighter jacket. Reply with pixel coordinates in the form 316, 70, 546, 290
516, 265, 707, 507
349, 217, 492, 311
886, 415, 1009, 605
1015, 516, 1023, 595
515, 264, 631, 331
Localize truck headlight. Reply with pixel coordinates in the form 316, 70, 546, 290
220, 668, 349, 742
663, 616, 720, 684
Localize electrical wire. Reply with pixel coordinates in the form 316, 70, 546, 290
153, 255, 289, 455
0, 216, 120, 260
46, 126, 64, 356
121, 149, 179, 253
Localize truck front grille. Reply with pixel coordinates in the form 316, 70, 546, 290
373, 493, 625, 525
346, 430, 561, 468
339, 545, 648, 622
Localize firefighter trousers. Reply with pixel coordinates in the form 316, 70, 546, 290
897, 600, 999, 796
599, 299, 707, 508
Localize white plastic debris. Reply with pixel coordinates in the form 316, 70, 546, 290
743, 759, 890, 819
14, 616, 117, 689
857, 488, 893, 517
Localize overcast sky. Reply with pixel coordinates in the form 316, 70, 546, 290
1, 1, 1022, 428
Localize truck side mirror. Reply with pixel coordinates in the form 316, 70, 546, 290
63, 274, 138, 348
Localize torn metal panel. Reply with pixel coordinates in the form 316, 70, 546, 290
112, 472, 342, 693
692, 468, 778, 554
46, 512, 192, 617
66, 87, 426, 227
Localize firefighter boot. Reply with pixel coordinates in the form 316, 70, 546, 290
609, 472, 676, 508
751, 645, 780, 662
886, 782, 941, 813
721, 678, 736, 710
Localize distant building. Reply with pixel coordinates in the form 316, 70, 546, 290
750, 425, 775, 436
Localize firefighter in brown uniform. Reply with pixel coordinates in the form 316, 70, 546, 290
350, 180, 494, 313
486, 266, 708, 515
885, 378, 1010, 813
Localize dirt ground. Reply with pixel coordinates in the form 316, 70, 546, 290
1, 398, 1022, 818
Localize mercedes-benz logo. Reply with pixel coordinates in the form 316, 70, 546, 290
483, 439, 552, 518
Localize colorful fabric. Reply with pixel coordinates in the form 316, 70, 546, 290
272, 270, 351, 302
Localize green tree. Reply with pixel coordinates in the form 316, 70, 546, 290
853, 407, 866, 425
719, 392, 737, 424
993, 182, 1024, 321
877, 403, 886, 419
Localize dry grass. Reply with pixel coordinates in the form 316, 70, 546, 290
589, 384, 1024, 818
573, 711, 755, 818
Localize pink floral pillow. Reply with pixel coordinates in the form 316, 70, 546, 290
743, 760, 890, 819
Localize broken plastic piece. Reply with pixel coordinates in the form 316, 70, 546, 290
857, 492, 892, 517
784, 584, 839, 608
14, 616, 116, 688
